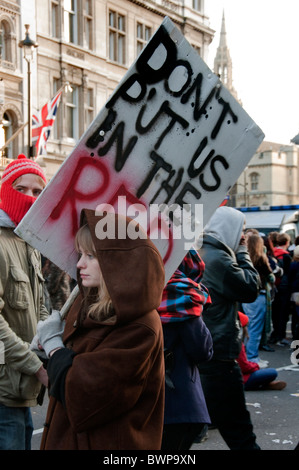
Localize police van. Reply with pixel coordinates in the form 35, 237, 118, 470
237, 205, 299, 242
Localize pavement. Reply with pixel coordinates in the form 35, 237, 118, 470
31, 328, 299, 452
192, 332, 299, 451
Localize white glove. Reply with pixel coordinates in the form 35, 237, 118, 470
36, 310, 65, 357
30, 333, 40, 351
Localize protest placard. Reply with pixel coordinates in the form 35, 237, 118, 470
16, 16, 264, 281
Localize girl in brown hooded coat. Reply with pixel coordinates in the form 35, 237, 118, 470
36, 209, 165, 450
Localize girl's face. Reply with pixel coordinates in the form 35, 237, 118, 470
77, 245, 102, 288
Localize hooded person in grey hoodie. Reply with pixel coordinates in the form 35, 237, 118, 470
197, 206, 260, 450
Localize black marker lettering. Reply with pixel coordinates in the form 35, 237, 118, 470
86, 109, 116, 148
136, 100, 188, 150
200, 155, 229, 191
181, 73, 217, 122
175, 182, 202, 207
97, 121, 138, 172
211, 90, 238, 139
165, 60, 193, 97
150, 167, 184, 204
106, 74, 147, 109
136, 151, 172, 199
136, 26, 177, 84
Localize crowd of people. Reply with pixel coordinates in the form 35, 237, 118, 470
0, 154, 298, 451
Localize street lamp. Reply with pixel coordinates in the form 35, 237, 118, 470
236, 181, 249, 207
229, 178, 249, 207
19, 24, 38, 158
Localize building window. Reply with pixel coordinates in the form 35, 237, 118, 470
192, 44, 201, 56
250, 172, 259, 191
66, 84, 79, 140
136, 22, 151, 56
64, 0, 78, 44
2, 111, 18, 158
2, 112, 12, 157
0, 20, 12, 64
85, 88, 94, 127
192, 0, 202, 11
51, 0, 60, 38
83, 0, 93, 49
109, 10, 126, 65
59, 0, 94, 49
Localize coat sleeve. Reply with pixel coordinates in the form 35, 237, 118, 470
0, 309, 42, 374
62, 321, 163, 433
216, 247, 259, 303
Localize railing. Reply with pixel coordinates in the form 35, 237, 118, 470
0, 156, 13, 168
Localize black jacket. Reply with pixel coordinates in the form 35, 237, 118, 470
199, 234, 259, 360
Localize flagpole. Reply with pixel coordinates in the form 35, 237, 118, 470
58, 81, 72, 95
32, 81, 71, 157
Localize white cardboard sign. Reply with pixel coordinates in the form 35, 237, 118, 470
16, 17, 264, 281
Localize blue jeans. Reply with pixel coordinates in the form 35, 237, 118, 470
242, 294, 267, 361
244, 368, 278, 390
0, 403, 33, 450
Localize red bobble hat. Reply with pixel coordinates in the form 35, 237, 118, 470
0, 154, 47, 226
238, 311, 249, 327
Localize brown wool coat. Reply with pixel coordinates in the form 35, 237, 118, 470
41, 210, 165, 450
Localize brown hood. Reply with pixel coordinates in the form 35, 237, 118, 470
78, 209, 165, 324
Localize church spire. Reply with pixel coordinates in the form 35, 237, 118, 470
219, 10, 227, 47
213, 10, 240, 103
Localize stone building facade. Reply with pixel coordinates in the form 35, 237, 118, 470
0, 0, 215, 180
231, 140, 299, 208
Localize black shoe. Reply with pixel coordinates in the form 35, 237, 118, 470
261, 344, 275, 352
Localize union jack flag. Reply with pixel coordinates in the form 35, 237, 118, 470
32, 90, 62, 156
219, 194, 230, 206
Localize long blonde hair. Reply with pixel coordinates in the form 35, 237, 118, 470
75, 224, 113, 321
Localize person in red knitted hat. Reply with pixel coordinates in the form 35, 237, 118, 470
0, 154, 49, 450
0, 153, 47, 226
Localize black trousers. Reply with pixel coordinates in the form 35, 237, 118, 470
271, 291, 290, 341
198, 359, 260, 450
161, 422, 208, 450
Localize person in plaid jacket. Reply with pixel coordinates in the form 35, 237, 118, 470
158, 249, 213, 450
